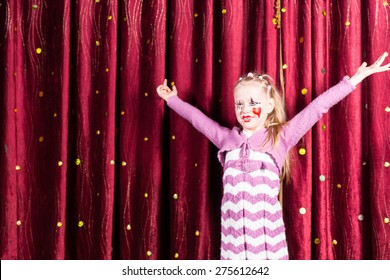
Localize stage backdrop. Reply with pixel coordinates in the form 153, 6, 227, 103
0, 0, 389, 260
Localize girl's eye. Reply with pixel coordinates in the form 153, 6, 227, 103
250, 101, 261, 106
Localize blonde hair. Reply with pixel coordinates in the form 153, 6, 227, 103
235, 72, 291, 182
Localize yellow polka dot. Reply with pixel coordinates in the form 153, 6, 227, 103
121, 111, 125, 115
58, 161, 63, 167
14, 108, 18, 113
384, 217, 389, 224
144, 193, 148, 198
281, 7, 286, 12
126, 224, 131, 230
299, 37, 305, 43
272, 18, 278, 25
78, 221, 84, 227
53, 113, 58, 117
174, 253, 179, 259
332, 239, 338, 245
194, 13, 199, 18
336, 183, 342, 189
321, 124, 327, 131
75, 158, 81, 165
95, 0, 100, 3
384, 1, 389, 7
314, 238, 320, 245
96, 130, 101, 135
322, 10, 327, 16
147, 251, 152, 257
282, 64, 288, 69
345, 21, 351, 26
32, 4, 38, 10
144, 92, 148, 97
299, 207, 306, 214
110, 160, 115, 165
194, 163, 198, 167
16, 165, 21, 171
39, 91, 44, 97
39, 136, 44, 142
144, 137, 149, 141
384, 162, 390, 167
57, 222, 62, 227
385, 106, 390, 112
299, 148, 306, 155
36, 48, 42, 54
170, 81, 175, 86
121, 161, 127, 166
16, 220, 22, 226
301, 88, 308, 95
171, 135, 176, 140
222, 8, 227, 14
173, 193, 178, 200
108, 15, 113, 20
195, 230, 200, 236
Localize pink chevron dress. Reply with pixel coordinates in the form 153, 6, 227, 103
166, 77, 355, 260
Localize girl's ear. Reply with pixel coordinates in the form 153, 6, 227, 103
267, 98, 275, 114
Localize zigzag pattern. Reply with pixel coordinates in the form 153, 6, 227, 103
220, 149, 288, 260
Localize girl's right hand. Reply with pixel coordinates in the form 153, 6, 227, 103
156, 79, 178, 101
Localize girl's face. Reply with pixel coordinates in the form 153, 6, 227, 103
234, 81, 275, 134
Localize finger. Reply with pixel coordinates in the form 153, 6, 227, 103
359, 62, 367, 69
373, 52, 388, 66
172, 85, 178, 93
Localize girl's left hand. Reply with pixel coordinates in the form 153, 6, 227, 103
349, 52, 390, 87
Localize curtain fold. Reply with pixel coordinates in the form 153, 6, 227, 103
0, 0, 389, 260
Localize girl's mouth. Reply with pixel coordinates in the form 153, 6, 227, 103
242, 115, 252, 122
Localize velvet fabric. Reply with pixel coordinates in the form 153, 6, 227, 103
0, 0, 389, 260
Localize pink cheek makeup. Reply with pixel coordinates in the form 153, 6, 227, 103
252, 107, 261, 118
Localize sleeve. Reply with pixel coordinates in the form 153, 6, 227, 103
166, 95, 231, 149
283, 76, 356, 150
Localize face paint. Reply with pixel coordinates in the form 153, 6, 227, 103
252, 107, 261, 118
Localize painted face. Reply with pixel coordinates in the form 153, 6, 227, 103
234, 81, 274, 134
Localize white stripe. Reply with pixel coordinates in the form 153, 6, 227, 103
223, 167, 279, 181
222, 232, 286, 247
220, 249, 247, 260
224, 182, 280, 197
222, 217, 285, 231
221, 201, 282, 215
225, 149, 276, 165
264, 247, 289, 260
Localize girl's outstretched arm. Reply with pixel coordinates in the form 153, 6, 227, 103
284, 52, 390, 150
156, 79, 231, 149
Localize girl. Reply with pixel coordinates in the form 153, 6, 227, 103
156, 52, 390, 260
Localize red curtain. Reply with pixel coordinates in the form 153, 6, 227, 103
0, 0, 389, 260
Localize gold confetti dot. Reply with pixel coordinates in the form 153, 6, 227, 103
95, 90, 100, 94
195, 58, 199, 63
108, 15, 113, 20
384, 217, 389, 224
299, 207, 306, 215
299, 37, 305, 43
319, 175, 326, 182
358, 214, 364, 221
384, 1, 389, 7
57, 222, 62, 227
96, 130, 101, 135
332, 239, 338, 245
58, 161, 63, 167
78, 221, 84, 227
321, 124, 327, 131
170, 81, 175, 86
301, 88, 308, 95
32, 4, 38, 10
126, 224, 131, 230
314, 238, 320, 245
75, 158, 81, 165
36, 47, 42, 54
281, 7, 286, 13
174, 253, 179, 259
171, 135, 176, 140
345, 21, 351, 26
95, 0, 100, 3
194, 163, 198, 167
195, 230, 200, 236
272, 18, 278, 25
38, 136, 44, 143
385, 106, 390, 112
384, 162, 390, 167
16, 165, 21, 171
194, 13, 199, 17
14, 108, 18, 113
336, 183, 342, 189
110, 160, 115, 165
121, 161, 127, 166
16, 220, 22, 226
218, 58, 222, 63
173, 193, 178, 200
144, 92, 148, 97
222, 8, 227, 14
53, 113, 58, 117
282, 64, 288, 69
322, 10, 327, 16
95, 41, 100, 46
105, 68, 109, 72
362, 161, 367, 166
144, 137, 149, 141
299, 148, 306, 156
121, 111, 125, 115
39, 91, 44, 97
144, 193, 148, 198
147, 251, 152, 257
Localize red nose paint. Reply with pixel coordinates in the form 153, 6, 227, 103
253, 107, 261, 117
